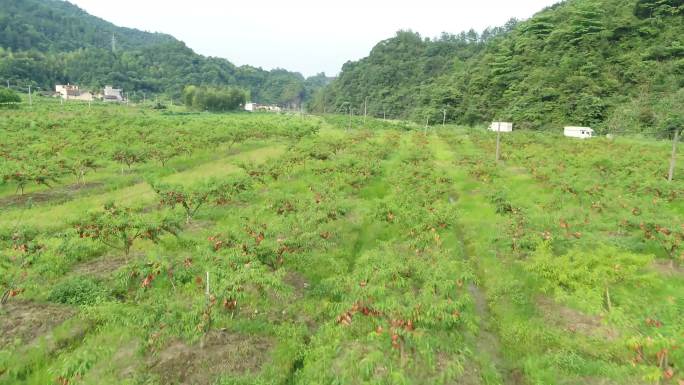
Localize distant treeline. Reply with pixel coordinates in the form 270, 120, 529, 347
0, 0, 331, 105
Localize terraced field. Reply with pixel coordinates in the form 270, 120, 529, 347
0, 105, 682, 385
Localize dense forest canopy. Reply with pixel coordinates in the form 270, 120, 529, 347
182, 85, 247, 112
311, 0, 683, 133
0, 0, 329, 105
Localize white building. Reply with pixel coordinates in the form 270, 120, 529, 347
55, 84, 94, 101
489, 122, 513, 132
103, 86, 123, 102
245, 102, 281, 113
564, 126, 594, 139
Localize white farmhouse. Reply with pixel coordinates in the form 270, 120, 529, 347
55, 84, 94, 101
489, 122, 513, 132
245, 102, 282, 113
564, 126, 594, 139
103, 86, 123, 102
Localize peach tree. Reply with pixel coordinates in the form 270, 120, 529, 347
75, 202, 181, 258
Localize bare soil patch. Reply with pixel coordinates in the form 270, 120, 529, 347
558, 376, 640, 385
536, 296, 619, 340
283, 270, 309, 298
652, 260, 684, 277
70, 255, 127, 278
184, 219, 215, 234
0, 182, 103, 208
148, 330, 273, 385
0, 300, 75, 348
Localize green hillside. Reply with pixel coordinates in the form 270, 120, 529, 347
0, 0, 328, 104
312, 0, 683, 133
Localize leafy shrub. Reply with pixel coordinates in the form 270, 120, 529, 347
0, 88, 21, 105
48, 277, 109, 305
182, 85, 246, 112
527, 243, 654, 312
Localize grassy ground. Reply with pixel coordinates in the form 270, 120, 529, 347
0, 103, 682, 385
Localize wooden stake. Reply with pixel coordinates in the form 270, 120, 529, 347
495, 124, 501, 163
206, 271, 210, 297
668, 129, 680, 182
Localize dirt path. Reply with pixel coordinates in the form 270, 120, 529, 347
433, 134, 521, 385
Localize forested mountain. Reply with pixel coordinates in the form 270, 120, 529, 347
0, 0, 325, 104
312, 0, 683, 133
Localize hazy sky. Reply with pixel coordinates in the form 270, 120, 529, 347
69, 0, 560, 77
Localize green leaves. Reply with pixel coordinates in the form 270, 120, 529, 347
527, 243, 654, 312
1, 159, 63, 195
182, 85, 246, 112
48, 277, 110, 306
0, 88, 21, 105
151, 176, 254, 222
75, 202, 181, 256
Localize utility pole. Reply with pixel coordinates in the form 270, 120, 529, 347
28, 85, 32, 107
442, 110, 447, 126
668, 128, 680, 182
424, 116, 429, 134
495, 123, 502, 163
383, 107, 386, 121
6, 80, 9, 89
348, 106, 352, 131
363, 96, 368, 124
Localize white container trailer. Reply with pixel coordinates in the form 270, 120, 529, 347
489, 122, 513, 132
564, 126, 594, 139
